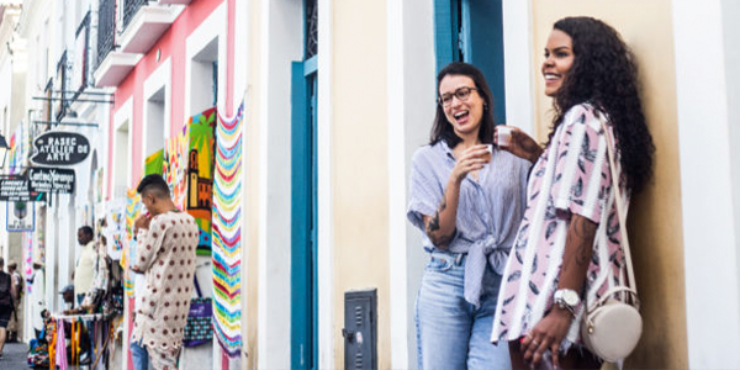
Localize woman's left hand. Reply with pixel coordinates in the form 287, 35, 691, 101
520, 307, 573, 368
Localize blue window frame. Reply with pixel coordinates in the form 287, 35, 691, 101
291, 0, 319, 368
434, 0, 506, 124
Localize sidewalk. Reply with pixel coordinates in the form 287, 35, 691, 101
1, 342, 29, 369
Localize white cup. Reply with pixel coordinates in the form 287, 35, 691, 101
497, 126, 512, 147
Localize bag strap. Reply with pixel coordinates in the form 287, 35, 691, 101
193, 274, 203, 298
600, 116, 638, 300
590, 286, 639, 309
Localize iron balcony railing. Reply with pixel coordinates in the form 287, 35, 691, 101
123, 0, 149, 29
97, 0, 116, 68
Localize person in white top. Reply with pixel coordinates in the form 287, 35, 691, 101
73, 226, 96, 305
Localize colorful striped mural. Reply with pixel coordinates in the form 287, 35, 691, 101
212, 103, 244, 357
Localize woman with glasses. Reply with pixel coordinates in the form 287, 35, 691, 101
407, 62, 531, 369
491, 17, 654, 369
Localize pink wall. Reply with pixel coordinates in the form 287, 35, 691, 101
106, 3, 235, 365
107, 0, 231, 197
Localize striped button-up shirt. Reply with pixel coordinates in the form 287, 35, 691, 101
407, 140, 531, 306
492, 104, 629, 347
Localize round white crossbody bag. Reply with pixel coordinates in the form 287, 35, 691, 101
580, 287, 642, 362
579, 119, 643, 362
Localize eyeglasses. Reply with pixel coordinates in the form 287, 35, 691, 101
438, 86, 479, 107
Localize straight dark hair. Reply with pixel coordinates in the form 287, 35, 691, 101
430, 62, 496, 148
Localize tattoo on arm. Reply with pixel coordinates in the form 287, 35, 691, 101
426, 196, 454, 247
561, 215, 597, 273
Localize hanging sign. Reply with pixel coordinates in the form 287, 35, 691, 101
0, 178, 46, 202
30, 131, 90, 166
7, 201, 35, 232
28, 167, 76, 194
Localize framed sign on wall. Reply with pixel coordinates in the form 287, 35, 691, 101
7, 201, 35, 232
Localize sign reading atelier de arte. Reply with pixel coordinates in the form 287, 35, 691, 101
28, 167, 75, 194
30, 131, 90, 166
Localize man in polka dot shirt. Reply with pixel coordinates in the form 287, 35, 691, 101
130, 174, 199, 370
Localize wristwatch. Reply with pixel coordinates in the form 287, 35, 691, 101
553, 289, 580, 317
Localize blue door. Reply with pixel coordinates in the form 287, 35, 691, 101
434, 0, 506, 123
291, 2, 319, 362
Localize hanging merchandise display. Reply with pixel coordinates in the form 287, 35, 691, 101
103, 199, 126, 260
212, 103, 244, 357
164, 107, 216, 256
125, 188, 142, 241
122, 188, 141, 297
164, 129, 188, 209
24, 233, 33, 292
43, 314, 118, 370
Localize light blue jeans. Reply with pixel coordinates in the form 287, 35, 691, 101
130, 338, 151, 370
416, 251, 511, 370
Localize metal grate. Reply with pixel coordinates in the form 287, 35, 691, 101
343, 289, 377, 370
305, 0, 318, 59
97, 0, 116, 67
123, 0, 148, 29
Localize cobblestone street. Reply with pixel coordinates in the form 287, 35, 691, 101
1, 342, 29, 369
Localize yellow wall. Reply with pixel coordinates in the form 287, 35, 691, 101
531, 1, 687, 368
332, 0, 391, 368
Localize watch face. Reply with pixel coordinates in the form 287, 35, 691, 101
563, 290, 580, 306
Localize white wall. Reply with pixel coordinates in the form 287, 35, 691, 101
721, 1, 740, 329
673, 0, 740, 367
256, 0, 302, 369
142, 57, 171, 162
502, 0, 536, 135
0, 52, 12, 261
183, 5, 227, 369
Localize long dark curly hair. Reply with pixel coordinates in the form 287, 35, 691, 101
551, 17, 655, 193
430, 62, 496, 148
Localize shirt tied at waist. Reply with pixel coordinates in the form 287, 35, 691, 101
449, 234, 510, 307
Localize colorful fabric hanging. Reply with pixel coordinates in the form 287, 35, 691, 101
211, 102, 244, 357
49, 321, 56, 370
56, 319, 68, 370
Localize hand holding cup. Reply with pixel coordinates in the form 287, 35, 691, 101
451, 144, 491, 183
495, 125, 543, 164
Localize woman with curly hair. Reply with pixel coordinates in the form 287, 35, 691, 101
490, 17, 655, 368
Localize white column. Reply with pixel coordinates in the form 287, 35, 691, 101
386, 0, 408, 367
257, 0, 301, 369
502, 0, 536, 134
317, 0, 334, 367
387, 0, 435, 368
673, 0, 740, 367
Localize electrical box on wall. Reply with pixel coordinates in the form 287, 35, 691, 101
342, 289, 377, 370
